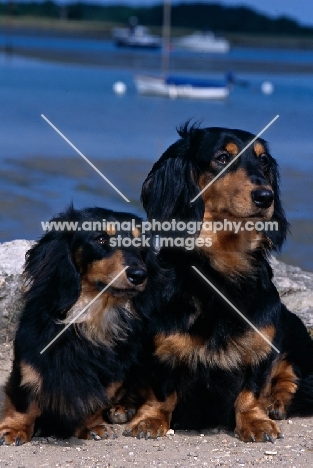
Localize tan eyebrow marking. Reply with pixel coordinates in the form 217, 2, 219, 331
106, 225, 116, 236
132, 227, 140, 238
254, 142, 265, 157
225, 142, 239, 155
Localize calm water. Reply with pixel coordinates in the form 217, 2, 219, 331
0, 49, 313, 270
2, 33, 313, 64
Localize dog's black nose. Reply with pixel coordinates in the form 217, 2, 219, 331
126, 267, 147, 286
251, 188, 274, 208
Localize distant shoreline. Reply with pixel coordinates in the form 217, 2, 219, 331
2, 16, 313, 50
2, 18, 313, 74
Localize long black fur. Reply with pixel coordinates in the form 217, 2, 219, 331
2, 206, 148, 441
129, 123, 313, 439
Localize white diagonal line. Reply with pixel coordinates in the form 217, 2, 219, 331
40, 266, 129, 354
191, 115, 279, 203
192, 266, 280, 354
41, 114, 130, 203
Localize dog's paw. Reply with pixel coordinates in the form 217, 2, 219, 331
77, 423, 117, 440
0, 426, 31, 445
108, 405, 136, 424
235, 417, 283, 443
88, 424, 118, 440
123, 418, 169, 439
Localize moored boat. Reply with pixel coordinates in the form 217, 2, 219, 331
112, 25, 162, 49
135, 74, 230, 99
174, 31, 230, 54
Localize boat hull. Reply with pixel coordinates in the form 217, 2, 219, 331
135, 75, 230, 100
115, 39, 161, 49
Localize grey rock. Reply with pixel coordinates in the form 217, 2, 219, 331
270, 256, 313, 327
0, 240, 33, 340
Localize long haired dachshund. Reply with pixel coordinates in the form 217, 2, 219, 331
124, 123, 313, 442
0, 206, 147, 444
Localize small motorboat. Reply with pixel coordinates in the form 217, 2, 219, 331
112, 25, 162, 49
174, 31, 230, 54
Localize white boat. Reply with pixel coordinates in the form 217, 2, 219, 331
112, 25, 162, 49
174, 31, 230, 54
135, 74, 230, 100
133, 2, 231, 100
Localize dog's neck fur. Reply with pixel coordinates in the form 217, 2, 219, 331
197, 212, 272, 279
61, 283, 137, 346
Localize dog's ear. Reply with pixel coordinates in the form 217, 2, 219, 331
141, 129, 204, 228
265, 159, 289, 251
25, 230, 81, 314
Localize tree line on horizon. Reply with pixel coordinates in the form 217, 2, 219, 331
1, 1, 312, 36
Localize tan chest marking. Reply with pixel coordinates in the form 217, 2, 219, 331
61, 287, 135, 346
155, 325, 275, 371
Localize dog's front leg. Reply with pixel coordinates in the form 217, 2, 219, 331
234, 389, 283, 442
0, 395, 41, 445
0, 363, 41, 445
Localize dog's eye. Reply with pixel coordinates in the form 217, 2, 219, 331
216, 153, 230, 164
96, 236, 106, 245
259, 154, 269, 167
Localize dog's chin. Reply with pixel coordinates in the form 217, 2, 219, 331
109, 288, 141, 298
245, 209, 274, 220
222, 206, 274, 220
205, 204, 274, 220
94, 281, 141, 298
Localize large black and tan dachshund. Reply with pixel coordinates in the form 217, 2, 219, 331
125, 123, 313, 442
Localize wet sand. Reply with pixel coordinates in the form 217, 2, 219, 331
1, 156, 312, 272
2, 45, 313, 74
0, 156, 150, 242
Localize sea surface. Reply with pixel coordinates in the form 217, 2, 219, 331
0, 42, 313, 271
2, 33, 313, 64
